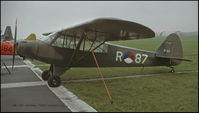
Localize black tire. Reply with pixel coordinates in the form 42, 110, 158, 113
48, 76, 61, 87
171, 69, 175, 73
169, 68, 175, 73
41, 70, 50, 81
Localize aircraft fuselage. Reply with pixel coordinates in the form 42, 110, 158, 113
17, 40, 180, 68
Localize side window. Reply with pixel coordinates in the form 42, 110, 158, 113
93, 42, 106, 53
79, 40, 107, 53
79, 39, 90, 51
51, 34, 78, 49
50, 31, 108, 53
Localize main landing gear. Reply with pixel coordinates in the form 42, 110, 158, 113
41, 64, 68, 87
42, 70, 61, 87
169, 66, 175, 73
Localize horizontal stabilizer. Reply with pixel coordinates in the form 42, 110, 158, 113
155, 55, 192, 62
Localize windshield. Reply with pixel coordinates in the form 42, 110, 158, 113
39, 32, 57, 44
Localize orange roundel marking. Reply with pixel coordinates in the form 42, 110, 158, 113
1, 42, 14, 55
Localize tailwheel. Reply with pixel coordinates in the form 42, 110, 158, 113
48, 75, 61, 87
41, 70, 50, 81
169, 66, 175, 73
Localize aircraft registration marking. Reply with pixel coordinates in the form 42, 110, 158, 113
116, 51, 148, 64
1, 42, 14, 55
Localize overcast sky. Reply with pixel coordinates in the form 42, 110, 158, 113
1, 1, 198, 40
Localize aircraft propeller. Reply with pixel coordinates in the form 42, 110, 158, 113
12, 19, 17, 70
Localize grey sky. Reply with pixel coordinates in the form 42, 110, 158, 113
1, 1, 198, 40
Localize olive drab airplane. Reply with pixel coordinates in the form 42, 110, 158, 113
11, 18, 191, 88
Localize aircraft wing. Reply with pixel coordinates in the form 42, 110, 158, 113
56, 18, 155, 42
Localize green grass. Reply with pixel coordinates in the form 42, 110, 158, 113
31, 36, 198, 112
63, 72, 198, 112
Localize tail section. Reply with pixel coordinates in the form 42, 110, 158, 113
24, 33, 36, 40
2, 26, 13, 41
156, 33, 191, 66
156, 33, 183, 58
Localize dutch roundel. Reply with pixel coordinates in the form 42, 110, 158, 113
123, 52, 134, 64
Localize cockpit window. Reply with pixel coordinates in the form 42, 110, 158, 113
50, 31, 107, 53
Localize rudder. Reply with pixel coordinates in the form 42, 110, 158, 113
156, 33, 183, 58
3, 26, 13, 41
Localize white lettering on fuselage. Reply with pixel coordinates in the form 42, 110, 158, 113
116, 51, 148, 64
116, 51, 123, 62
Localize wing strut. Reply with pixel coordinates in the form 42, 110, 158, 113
87, 39, 113, 104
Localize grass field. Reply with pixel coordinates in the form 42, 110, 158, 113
32, 36, 198, 112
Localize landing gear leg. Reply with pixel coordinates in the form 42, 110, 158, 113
47, 64, 61, 87
169, 66, 175, 73
47, 65, 69, 87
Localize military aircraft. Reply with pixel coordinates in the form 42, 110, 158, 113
12, 18, 191, 88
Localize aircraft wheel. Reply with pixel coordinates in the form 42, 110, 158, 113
41, 70, 50, 81
48, 76, 61, 87
170, 69, 175, 73
169, 67, 175, 73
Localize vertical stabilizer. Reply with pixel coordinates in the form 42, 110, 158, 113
156, 33, 183, 58
3, 26, 14, 41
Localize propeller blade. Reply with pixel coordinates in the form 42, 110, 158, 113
12, 19, 17, 70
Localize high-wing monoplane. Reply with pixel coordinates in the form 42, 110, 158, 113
12, 18, 191, 88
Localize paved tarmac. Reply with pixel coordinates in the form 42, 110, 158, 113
1, 55, 71, 112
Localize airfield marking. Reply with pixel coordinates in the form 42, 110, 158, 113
23, 60, 97, 112
1, 81, 46, 89
1, 64, 29, 68
1, 64, 49, 69
49, 86, 97, 112
62, 70, 198, 83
